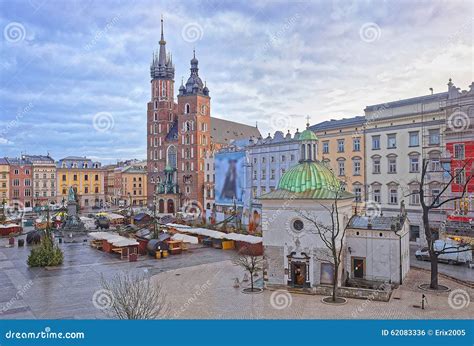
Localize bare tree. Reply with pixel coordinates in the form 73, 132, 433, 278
100, 272, 168, 319
233, 247, 263, 292
416, 158, 473, 289
298, 186, 351, 303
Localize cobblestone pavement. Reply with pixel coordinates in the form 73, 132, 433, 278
1, 234, 472, 319
0, 236, 234, 319
157, 260, 473, 319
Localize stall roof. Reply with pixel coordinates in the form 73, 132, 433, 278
166, 224, 262, 244
172, 233, 199, 244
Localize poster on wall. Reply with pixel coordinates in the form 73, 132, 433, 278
215, 151, 245, 206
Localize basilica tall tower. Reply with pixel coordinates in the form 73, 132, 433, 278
147, 18, 179, 209
177, 51, 211, 206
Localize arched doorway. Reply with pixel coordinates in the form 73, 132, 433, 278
158, 199, 164, 213
167, 199, 174, 214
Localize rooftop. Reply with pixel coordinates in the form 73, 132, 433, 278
309, 116, 366, 132
210, 117, 261, 145
349, 215, 405, 231
364, 92, 448, 113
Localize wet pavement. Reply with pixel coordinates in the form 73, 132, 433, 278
409, 244, 473, 284
0, 234, 235, 319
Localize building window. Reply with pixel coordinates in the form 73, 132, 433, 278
409, 225, 420, 242
262, 157, 266, 164
270, 156, 275, 163
372, 136, 380, 150
353, 186, 362, 202
353, 160, 361, 175
290, 154, 295, 161
409, 156, 419, 173
431, 188, 441, 206
409, 131, 419, 147
410, 188, 420, 205
387, 134, 396, 149
454, 144, 465, 159
253, 170, 257, 180
389, 188, 398, 204
373, 158, 381, 174
322, 141, 329, 154
261, 169, 266, 180
338, 161, 345, 176
337, 139, 344, 153
430, 157, 441, 172
292, 219, 304, 232
455, 169, 465, 185
270, 169, 275, 180
281, 155, 286, 162
185, 103, 190, 114
353, 138, 361, 151
373, 188, 381, 203
428, 129, 440, 145
14, 169, 19, 175
388, 157, 397, 173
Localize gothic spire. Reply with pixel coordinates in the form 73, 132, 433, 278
158, 16, 167, 66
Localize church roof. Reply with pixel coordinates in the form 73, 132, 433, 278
298, 128, 318, 141
210, 117, 261, 145
259, 161, 353, 200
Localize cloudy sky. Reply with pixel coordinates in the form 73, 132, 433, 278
0, 0, 472, 163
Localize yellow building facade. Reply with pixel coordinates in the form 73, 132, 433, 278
310, 116, 366, 209
119, 166, 147, 207
0, 159, 9, 204
56, 157, 105, 209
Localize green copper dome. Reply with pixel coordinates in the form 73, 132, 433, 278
259, 161, 354, 200
298, 128, 318, 141
279, 161, 339, 192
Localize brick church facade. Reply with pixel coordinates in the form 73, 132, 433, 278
146, 19, 260, 213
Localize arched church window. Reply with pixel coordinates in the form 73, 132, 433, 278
167, 146, 177, 169
185, 104, 190, 114
161, 81, 166, 97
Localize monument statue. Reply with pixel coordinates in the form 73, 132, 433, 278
57, 187, 88, 243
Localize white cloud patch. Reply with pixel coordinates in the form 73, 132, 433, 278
0, 0, 472, 163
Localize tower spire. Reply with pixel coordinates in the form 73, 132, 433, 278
160, 15, 164, 42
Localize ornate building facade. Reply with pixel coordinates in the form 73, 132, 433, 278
146, 19, 260, 213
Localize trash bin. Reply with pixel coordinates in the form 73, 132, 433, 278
18, 239, 25, 247
8, 237, 14, 246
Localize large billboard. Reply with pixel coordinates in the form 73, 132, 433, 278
214, 151, 245, 206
